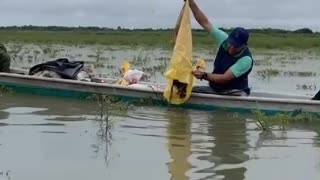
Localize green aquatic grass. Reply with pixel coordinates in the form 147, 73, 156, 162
252, 110, 320, 132
0, 30, 318, 50
93, 94, 129, 166
0, 86, 14, 93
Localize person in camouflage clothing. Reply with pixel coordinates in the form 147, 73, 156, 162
0, 43, 10, 72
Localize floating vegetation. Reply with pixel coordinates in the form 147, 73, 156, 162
40, 45, 60, 58
296, 84, 317, 91
105, 47, 118, 51
106, 65, 115, 69
253, 56, 272, 66
100, 57, 110, 61
274, 56, 287, 61
141, 66, 153, 73
87, 54, 96, 58
27, 55, 33, 62
153, 60, 169, 73
279, 60, 296, 65
87, 48, 105, 62
288, 54, 304, 60
253, 60, 270, 66
94, 62, 105, 68
71, 53, 82, 58
129, 50, 151, 66
95, 48, 104, 62
131, 96, 165, 106
95, 94, 129, 129
256, 68, 281, 80
0, 86, 14, 94
92, 94, 129, 166
284, 71, 317, 77
256, 68, 317, 80
141, 61, 169, 75
252, 110, 320, 132
18, 55, 23, 61
33, 50, 41, 61
8, 44, 24, 62
155, 56, 170, 61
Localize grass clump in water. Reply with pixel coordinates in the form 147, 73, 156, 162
252, 110, 320, 132
0, 86, 14, 94
92, 94, 129, 166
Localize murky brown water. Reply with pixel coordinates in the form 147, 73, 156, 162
0, 94, 320, 180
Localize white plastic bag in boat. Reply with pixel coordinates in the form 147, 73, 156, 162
128, 83, 164, 91
127, 83, 150, 89
123, 69, 144, 84
76, 71, 91, 81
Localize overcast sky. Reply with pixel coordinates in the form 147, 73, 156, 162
0, 0, 319, 31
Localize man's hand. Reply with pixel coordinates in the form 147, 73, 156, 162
192, 70, 206, 79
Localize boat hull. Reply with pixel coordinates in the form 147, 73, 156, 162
0, 73, 319, 114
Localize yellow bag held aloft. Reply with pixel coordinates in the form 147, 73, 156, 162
163, 0, 205, 104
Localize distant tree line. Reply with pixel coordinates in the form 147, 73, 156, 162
0, 25, 317, 34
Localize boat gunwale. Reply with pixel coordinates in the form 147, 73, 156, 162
0, 72, 319, 106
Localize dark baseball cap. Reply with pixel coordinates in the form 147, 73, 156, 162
227, 27, 249, 48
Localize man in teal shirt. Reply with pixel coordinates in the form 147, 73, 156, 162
209, 28, 253, 79
187, 0, 254, 96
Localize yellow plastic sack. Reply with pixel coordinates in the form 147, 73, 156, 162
163, 0, 197, 104
117, 61, 131, 85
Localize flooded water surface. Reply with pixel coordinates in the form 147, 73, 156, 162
0, 94, 320, 180
1, 43, 319, 179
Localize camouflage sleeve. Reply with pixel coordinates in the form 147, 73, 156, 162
0, 53, 11, 72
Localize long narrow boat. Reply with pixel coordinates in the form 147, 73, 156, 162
0, 69, 319, 114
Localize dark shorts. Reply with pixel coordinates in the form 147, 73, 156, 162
192, 86, 249, 96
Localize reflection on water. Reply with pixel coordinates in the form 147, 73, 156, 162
166, 108, 191, 180
204, 112, 249, 180
0, 94, 320, 180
